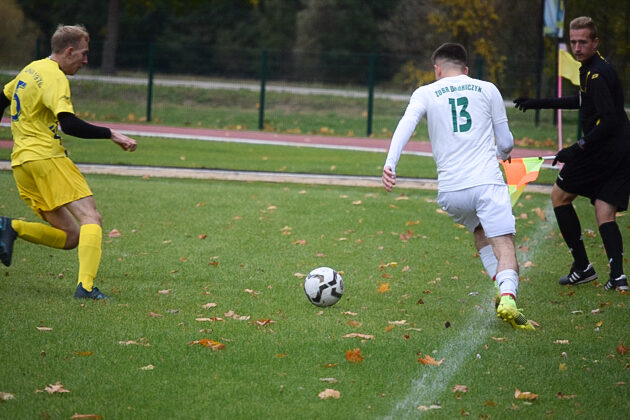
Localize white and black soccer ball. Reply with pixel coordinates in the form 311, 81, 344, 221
304, 266, 344, 307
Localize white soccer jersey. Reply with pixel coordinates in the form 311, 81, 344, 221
385, 74, 509, 192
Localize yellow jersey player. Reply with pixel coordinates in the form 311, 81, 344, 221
0, 24, 137, 299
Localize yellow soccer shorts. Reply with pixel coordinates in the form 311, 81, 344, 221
12, 157, 93, 218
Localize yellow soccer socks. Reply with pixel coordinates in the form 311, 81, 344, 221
11, 219, 67, 249
77, 224, 102, 292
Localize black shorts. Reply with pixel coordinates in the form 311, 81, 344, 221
556, 142, 630, 211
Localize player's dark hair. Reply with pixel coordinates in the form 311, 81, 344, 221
569, 16, 597, 40
431, 43, 467, 67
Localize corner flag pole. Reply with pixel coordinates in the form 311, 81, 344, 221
557, 43, 567, 151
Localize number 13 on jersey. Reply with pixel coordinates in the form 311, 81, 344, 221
449, 97, 471, 133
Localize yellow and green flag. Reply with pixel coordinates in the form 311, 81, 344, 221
559, 48, 580, 86
500, 157, 545, 207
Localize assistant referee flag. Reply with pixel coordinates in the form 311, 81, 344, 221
500, 157, 544, 207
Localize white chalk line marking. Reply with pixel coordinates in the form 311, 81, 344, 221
385, 200, 554, 418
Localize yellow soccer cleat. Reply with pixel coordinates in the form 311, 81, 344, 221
497, 295, 535, 331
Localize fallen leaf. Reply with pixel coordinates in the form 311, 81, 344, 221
554, 340, 570, 344
208, 260, 219, 267
157, 289, 171, 295
148, 312, 162, 317
389, 320, 407, 325
452, 385, 468, 393
244, 289, 260, 296
197, 234, 208, 239
491, 337, 508, 342
617, 343, 628, 355
418, 355, 444, 365
347, 320, 362, 327
37, 382, 70, 394
294, 272, 306, 278
383, 325, 395, 332
189, 339, 225, 351
319, 378, 338, 384
533, 208, 547, 221
202, 302, 218, 309
514, 388, 538, 400
417, 405, 441, 411
71, 414, 103, 420
254, 318, 275, 326
140, 364, 155, 370
293, 239, 307, 245
107, 229, 121, 238
195, 317, 224, 322
318, 388, 341, 399
0, 392, 15, 401
377, 282, 390, 293
224, 310, 250, 321
556, 392, 577, 399
36, 326, 53, 331
343, 311, 358, 316
274, 353, 288, 358
399, 230, 414, 241
118, 338, 150, 347
559, 363, 567, 371
73, 351, 93, 356
342, 333, 374, 340
323, 363, 338, 368
345, 348, 364, 363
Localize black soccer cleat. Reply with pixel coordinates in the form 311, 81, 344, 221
74, 282, 109, 300
604, 274, 629, 292
0, 217, 18, 267
558, 263, 597, 286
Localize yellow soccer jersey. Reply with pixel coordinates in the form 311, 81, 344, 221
3, 58, 75, 166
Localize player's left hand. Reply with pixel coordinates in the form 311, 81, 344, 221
111, 129, 137, 152
552, 143, 580, 166
382, 166, 396, 192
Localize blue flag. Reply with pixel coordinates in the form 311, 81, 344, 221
543, 0, 565, 38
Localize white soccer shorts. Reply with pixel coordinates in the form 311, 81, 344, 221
436, 184, 515, 238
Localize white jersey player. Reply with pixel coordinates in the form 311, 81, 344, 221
382, 42, 534, 331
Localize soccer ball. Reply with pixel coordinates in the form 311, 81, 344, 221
304, 266, 344, 307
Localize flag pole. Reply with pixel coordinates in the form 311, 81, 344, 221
557, 43, 567, 151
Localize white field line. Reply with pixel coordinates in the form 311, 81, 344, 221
385, 306, 493, 418
385, 200, 555, 418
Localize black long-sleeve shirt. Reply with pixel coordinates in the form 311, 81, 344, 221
0, 93, 110, 139
525, 52, 629, 150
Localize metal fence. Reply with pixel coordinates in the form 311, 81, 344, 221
10, 40, 610, 136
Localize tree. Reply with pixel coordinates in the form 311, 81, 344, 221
101, 0, 119, 74
0, 0, 41, 66
294, 0, 398, 83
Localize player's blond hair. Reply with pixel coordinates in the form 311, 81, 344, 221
51, 24, 89, 54
569, 16, 597, 40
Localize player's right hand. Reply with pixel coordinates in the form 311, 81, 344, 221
382, 166, 396, 192
111, 129, 137, 152
513, 97, 533, 112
